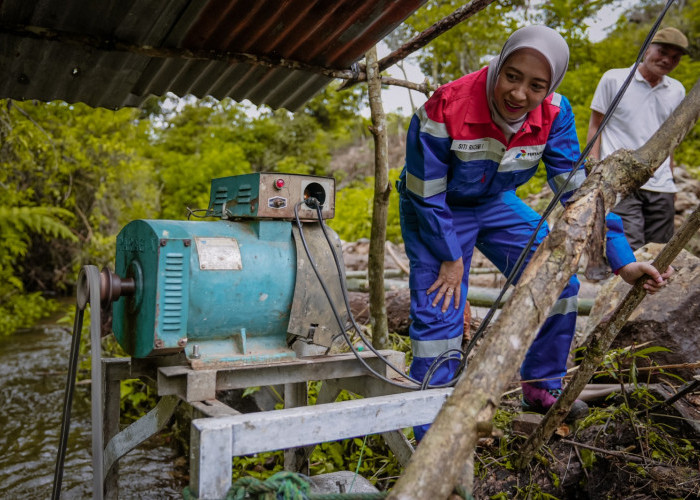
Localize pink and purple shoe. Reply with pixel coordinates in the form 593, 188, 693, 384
521, 382, 589, 421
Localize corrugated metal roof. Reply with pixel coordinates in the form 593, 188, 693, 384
0, 0, 426, 110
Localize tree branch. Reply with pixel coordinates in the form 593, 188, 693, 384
337, 0, 497, 91
376, 0, 497, 73
366, 46, 391, 349
516, 204, 700, 468
380, 77, 434, 97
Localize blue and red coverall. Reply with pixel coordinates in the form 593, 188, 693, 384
397, 67, 635, 440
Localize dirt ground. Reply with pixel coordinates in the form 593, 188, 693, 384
469, 387, 700, 499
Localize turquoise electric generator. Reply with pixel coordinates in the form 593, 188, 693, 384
111, 173, 347, 366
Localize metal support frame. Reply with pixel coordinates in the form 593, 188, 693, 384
96, 349, 445, 500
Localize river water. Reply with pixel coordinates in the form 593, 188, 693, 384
0, 315, 186, 498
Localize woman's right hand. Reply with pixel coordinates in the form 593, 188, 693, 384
427, 258, 464, 312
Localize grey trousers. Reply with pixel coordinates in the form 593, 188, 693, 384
611, 189, 675, 251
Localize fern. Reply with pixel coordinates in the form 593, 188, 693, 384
0, 206, 77, 259
0, 206, 75, 335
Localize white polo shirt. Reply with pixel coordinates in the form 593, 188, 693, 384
590, 66, 685, 193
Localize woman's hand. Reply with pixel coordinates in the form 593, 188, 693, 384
427, 258, 464, 312
617, 261, 673, 294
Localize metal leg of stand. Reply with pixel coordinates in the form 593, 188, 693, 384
103, 359, 130, 500
283, 382, 309, 473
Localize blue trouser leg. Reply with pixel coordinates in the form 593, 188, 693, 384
472, 192, 580, 390
400, 197, 478, 441
520, 275, 579, 389
407, 287, 466, 442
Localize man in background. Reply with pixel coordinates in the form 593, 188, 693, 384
587, 27, 688, 250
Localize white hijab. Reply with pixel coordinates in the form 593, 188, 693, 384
485, 25, 570, 140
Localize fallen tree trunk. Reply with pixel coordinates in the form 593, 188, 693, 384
387, 78, 700, 500
516, 204, 700, 467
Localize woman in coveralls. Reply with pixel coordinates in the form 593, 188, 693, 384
397, 25, 672, 441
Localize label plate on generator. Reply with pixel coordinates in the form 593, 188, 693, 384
195, 237, 242, 270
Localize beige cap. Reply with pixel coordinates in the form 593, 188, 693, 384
651, 27, 689, 54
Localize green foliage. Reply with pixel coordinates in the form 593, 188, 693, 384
0, 99, 158, 287
0, 205, 77, 335
0, 291, 58, 336
328, 168, 403, 244
303, 81, 368, 143
120, 379, 159, 422
531, 0, 620, 62
232, 451, 285, 481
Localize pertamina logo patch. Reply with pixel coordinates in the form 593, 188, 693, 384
514, 148, 541, 160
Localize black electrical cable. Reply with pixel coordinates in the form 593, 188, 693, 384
52, 308, 85, 500
419, 349, 464, 390
312, 200, 469, 388
293, 200, 425, 389
462, 0, 677, 358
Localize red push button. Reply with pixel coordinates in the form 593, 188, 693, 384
274, 178, 285, 190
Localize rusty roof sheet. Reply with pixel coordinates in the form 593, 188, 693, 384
0, 0, 426, 110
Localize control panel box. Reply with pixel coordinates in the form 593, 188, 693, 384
207, 173, 335, 221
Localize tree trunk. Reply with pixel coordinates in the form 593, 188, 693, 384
365, 46, 390, 349
387, 77, 700, 500
516, 204, 700, 468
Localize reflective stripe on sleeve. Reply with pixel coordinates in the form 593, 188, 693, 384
406, 171, 447, 198
547, 295, 578, 317
411, 335, 462, 359
416, 106, 449, 138
550, 169, 586, 193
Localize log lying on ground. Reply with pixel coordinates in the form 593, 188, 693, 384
387, 78, 699, 500
348, 288, 594, 336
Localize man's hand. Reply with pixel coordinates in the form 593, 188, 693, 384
617, 261, 673, 294
427, 258, 464, 312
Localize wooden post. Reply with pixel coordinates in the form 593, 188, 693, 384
365, 45, 391, 349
